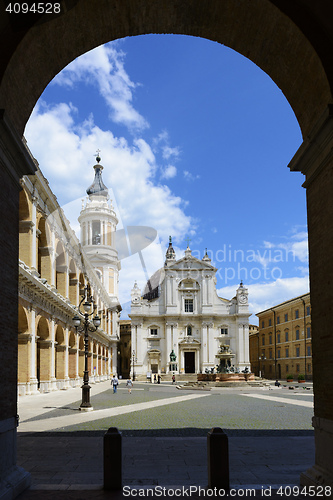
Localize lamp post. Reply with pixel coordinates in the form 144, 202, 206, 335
132, 350, 137, 381
73, 283, 101, 411
258, 355, 266, 378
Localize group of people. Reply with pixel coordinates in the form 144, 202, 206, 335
111, 373, 176, 392
111, 375, 133, 394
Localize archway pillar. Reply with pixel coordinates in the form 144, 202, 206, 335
0, 112, 35, 500
289, 104, 333, 487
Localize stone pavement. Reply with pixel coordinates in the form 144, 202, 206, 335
16, 381, 315, 499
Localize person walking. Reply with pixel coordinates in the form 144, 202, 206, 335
126, 378, 133, 394
157, 374, 161, 384
111, 375, 119, 394
172, 374, 176, 384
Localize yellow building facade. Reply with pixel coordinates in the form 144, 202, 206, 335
251, 293, 311, 381
18, 148, 120, 395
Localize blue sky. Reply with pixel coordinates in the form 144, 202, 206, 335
24, 34, 309, 322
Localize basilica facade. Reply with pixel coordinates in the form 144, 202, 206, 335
129, 239, 251, 378
18, 147, 121, 395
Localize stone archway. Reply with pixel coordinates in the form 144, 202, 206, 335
1, 1, 333, 496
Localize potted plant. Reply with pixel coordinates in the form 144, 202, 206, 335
286, 374, 294, 382
298, 373, 305, 383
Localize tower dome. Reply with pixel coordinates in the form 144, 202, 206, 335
86, 155, 108, 198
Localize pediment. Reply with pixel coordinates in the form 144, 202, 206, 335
179, 338, 201, 345
168, 256, 216, 272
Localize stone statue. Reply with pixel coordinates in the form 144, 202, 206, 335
169, 350, 177, 362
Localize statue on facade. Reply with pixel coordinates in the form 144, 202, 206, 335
169, 350, 177, 362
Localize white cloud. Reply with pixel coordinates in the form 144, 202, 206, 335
253, 230, 309, 267
161, 164, 177, 179
53, 44, 148, 132
217, 275, 310, 324
184, 170, 200, 181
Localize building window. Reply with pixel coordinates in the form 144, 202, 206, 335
277, 349, 281, 359
277, 333, 281, 343
269, 365, 272, 373
187, 325, 192, 336
296, 364, 300, 372
269, 349, 273, 359
296, 346, 300, 357
269, 335, 272, 345
296, 329, 300, 340
306, 306, 310, 316
286, 348, 289, 358
150, 328, 158, 336
307, 345, 311, 357
286, 364, 289, 373
295, 309, 299, 319
307, 327, 311, 338
269, 318, 272, 327
285, 331, 289, 342
262, 320, 264, 328
184, 299, 193, 312
284, 313, 288, 322
277, 316, 280, 324
221, 328, 228, 335
307, 364, 312, 373
262, 336, 265, 346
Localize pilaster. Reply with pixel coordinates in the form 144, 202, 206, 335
289, 105, 333, 487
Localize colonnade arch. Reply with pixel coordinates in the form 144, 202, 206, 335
1, 0, 333, 495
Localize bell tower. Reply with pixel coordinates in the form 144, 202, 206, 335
78, 153, 121, 299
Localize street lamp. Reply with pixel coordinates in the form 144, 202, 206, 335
132, 350, 137, 381
258, 355, 266, 378
73, 283, 101, 411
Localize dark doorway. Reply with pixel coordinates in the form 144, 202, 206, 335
184, 351, 195, 373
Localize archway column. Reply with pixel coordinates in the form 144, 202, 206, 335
0, 113, 34, 500
289, 105, 333, 487
29, 307, 39, 394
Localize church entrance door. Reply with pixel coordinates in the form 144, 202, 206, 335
184, 351, 195, 373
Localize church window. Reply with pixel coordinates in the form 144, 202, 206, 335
184, 299, 193, 312
187, 326, 192, 336
150, 328, 158, 336
221, 328, 228, 335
